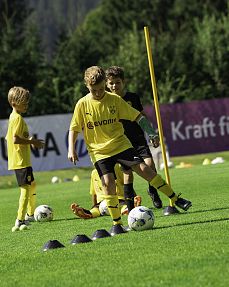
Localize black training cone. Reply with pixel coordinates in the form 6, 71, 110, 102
71, 234, 92, 244
91, 229, 111, 240
42, 240, 65, 251
109, 224, 128, 236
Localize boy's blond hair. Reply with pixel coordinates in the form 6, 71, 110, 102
84, 66, 105, 86
8, 87, 30, 107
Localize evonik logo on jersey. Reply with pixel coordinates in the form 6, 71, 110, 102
87, 118, 117, 129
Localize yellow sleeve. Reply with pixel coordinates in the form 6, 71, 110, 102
69, 100, 83, 132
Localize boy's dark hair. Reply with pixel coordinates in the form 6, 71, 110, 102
84, 66, 105, 86
105, 66, 125, 80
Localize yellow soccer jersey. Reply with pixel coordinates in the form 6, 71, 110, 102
5, 110, 31, 170
69, 91, 140, 163
90, 165, 125, 203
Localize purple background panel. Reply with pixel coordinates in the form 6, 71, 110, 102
144, 98, 229, 156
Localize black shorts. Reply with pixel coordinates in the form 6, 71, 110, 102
15, 167, 34, 186
134, 144, 152, 159
121, 145, 153, 171
94, 148, 144, 178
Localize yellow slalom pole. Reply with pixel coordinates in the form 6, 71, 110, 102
144, 26, 171, 186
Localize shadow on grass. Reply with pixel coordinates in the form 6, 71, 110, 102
155, 217, 229, 230
154, 206, 229, 218
52, 217, 81, 222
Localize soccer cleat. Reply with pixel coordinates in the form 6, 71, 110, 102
163, 206, 180, 216
134, 195, 142, 207
175, 195, 192, 211
148, 189, 163, 209
25, 214, 35, 223
71, 203, 93, 219
109, 224, 128, 236
12, 219, 28, 232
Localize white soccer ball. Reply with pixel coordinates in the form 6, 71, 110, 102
128, 206, 154, 231
34, 205, 53, 222
99, 200, 110, 216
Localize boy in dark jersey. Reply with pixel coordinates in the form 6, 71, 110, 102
105, 66, 181, 215
68, 66, 192, 233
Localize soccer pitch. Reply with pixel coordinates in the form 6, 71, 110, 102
0, 153, 229, 287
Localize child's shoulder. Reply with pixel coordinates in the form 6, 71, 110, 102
125, 91, 139, 98
9, 110, 22, 122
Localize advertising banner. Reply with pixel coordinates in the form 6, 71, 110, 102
1, 98, 228, 175
0, 114, 92, 176
144, 98, 229, 156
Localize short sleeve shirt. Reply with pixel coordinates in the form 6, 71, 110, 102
69, 91, 140, 163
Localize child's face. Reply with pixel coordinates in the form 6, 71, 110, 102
87, 80, 106, 100
106, 77, 125, 97
13, 99, 29, 114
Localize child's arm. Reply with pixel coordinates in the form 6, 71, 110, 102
135, 115, 160, 148
13, 135, 44, 149
68, 130, 79, 164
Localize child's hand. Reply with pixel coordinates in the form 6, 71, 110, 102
68, 150, 79, 165
30, 137, 45, 149
149, 134, 160, 148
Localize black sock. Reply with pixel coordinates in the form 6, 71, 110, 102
124, 183, 135, 212
148, 184, 158, 197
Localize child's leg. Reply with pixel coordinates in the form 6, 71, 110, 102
101, 173, 122, 225
90, 206, 101, 218
144, 157, 162, 208
133, 163, 192, 210
123, 169, 135, 212
150, 174, 177, 206
17, 185, 30, 220
27, 181, 36, 216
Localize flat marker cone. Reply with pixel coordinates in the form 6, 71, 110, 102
91, 229, 111, 240
42, 240, 65, 251
71, 234, 92, 244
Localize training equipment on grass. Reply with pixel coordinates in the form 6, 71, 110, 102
51, 176, 60, 183
92, 229, 111, 240
71, 234, 92, 244
72, 174, 80, 182
34, 205, 53, 222
128, 206, 154, 231
144, 26, 171, 186
43, 240, 65, 251
109, 224, 128, 236
99, 200, 110, 216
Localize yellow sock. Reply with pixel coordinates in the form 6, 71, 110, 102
104, 195, 122, 225
90, 207, 101, 218
27, 181, 36, 216
150, 175, 177, 207
17, 185, 29, 220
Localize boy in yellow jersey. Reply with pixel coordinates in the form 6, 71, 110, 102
5, 87, 44, 232
68, 66, 192, 234
70, 164, 142, 219
105, 66, 178, 215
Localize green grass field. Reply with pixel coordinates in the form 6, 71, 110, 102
0, 152, 229, 287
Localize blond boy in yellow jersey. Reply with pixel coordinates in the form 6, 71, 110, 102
71, 164, 141, 219
68, 66, 192, 234
5, 87, 44, 232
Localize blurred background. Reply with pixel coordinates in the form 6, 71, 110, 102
0, 0, 228, 119
0, 0, 229, 175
